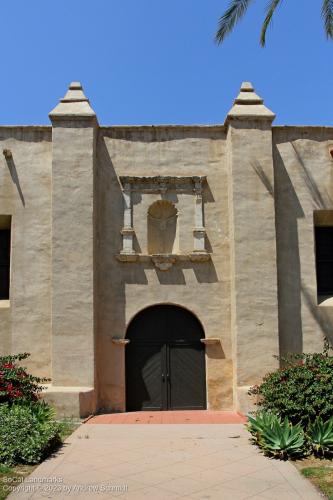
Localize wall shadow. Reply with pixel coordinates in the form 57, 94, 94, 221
120, 259, 218, 286
291, 142, 333, 209
273, 147, 305, 356
251, 154, 304, 355
5, 155, 25, 206
273, 142, 333, 356
204, 343, 226, 360
301, 284, 333, 348
95, 135, 127, 411
100, 126, 225, 143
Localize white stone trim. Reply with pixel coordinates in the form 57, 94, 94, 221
111, 338, 130, 346
116, 252, 211, 268
118, 175, 210, 262
120, 182, 135, 254
119, 175, 206, 193
193, 178, 206, 252
200, 338, 220, 345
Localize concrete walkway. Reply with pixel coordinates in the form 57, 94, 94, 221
8, 424, 320, 500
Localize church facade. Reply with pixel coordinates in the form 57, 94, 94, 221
0, 81, 332, 416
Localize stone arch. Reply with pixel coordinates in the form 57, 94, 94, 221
147, 200, 178, 254
126, 302, 206, 336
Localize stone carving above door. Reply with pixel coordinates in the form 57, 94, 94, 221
147, 200, 178, 255
116, 175, 211, 270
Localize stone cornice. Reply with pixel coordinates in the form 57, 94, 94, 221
200, 338, 221, 345
119, 175, 206, 193
116, 252, 211, 269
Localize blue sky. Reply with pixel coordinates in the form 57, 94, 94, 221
0, 0, 332, 125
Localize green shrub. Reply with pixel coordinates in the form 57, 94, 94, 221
0, 404, 60, 466
0, 353, 50, 405
249, 343, 333, 425
307, 417, 333, 457
247, 412, 306, 459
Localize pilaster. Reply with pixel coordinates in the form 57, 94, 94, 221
226, 82, 279, 412
49, 82, 97, 397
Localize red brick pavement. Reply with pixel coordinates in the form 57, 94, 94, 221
86, 410, 247, 424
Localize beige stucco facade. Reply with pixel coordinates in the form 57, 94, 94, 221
0, 81, 332, 417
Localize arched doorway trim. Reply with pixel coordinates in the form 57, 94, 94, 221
126, 302, 206, 339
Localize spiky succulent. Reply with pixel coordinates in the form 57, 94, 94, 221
247, 411, 281, 443
307, 417, 333, 457
247, 412, 306, 459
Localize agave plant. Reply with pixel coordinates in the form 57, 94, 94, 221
247, 412, 306, 459
259, 418, 305, 459
247, 411, 281, 443
307, 417, 333, 457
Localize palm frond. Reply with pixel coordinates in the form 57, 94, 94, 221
322, 0, 333, 39
215, 0, 255, 45
260, 0, 283, 47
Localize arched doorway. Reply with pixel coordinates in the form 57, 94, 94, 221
125, 304, 206, 411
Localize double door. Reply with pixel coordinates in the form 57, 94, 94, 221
126, 339, 206, 411
125, 304, 207, 411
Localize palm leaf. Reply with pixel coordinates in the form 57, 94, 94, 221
322, 0, 333, 39
260, 0, 283, 47
215, 0, 255, 44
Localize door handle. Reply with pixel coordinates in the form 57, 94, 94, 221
166, 373, 170, 381
162, 373, 165, 382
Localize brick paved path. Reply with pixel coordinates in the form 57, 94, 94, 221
87, 410, 247, 424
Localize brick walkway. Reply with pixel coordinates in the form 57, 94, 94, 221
87, 411, 247, 424
9, 424, 320, 499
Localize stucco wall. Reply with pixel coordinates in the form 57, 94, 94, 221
51, 121, 96, 388
1, 117, 333, 416
95, 126, 232, 411
0, 127, 52, 377
273, 126, 333, 356
227, 119, 280, 412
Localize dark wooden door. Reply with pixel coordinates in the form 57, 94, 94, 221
125, 305, 206, 411
168, 341, 206, 410
125, 342, 166, 410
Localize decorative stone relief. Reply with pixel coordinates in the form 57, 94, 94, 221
151, 254, 177, 271
193, 178, 206, 252
117, 175, 211, 269
120, 182, 135, 255
119, 175, 206, 194
148, 200, 178, 254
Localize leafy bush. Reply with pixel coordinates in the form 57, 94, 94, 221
0, 353, 50, 405
0, 404, 60, 466
249, 343, 333, 425
307, 417, 333, 457
247, 412, 306, 459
